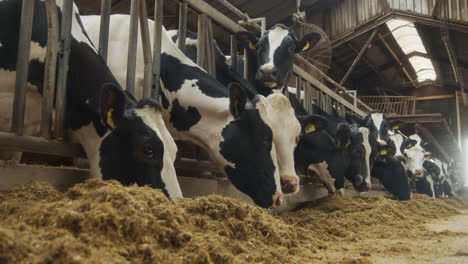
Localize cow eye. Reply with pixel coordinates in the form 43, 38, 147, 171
288, 46, 295, 53
143, 146, 154, 158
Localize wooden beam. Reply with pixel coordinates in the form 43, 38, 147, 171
347, 42, 383, 81
455, 91, 462, 150
340, 29, 378, 86
378, 32, 417, 88
415, 94, 455, 101
0, 132, 86, 158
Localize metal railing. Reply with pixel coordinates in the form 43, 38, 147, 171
0, 0, 372, 165
359, 96, 417, 116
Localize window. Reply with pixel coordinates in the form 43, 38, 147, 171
386, 19, 436, 82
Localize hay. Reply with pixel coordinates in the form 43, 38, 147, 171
0, 180, 466, 264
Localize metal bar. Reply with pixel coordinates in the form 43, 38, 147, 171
152, 0, 163, 99
455, 91, 462, 150
296, 76, 302, 102
214, 0, 249, 21
54, 0, 74, 139
183, 0, 245, 33
41, 0, 59, 139
197, 14, 207, 68
206, 17, 216, 77
293, 65, 367, 117
294, 55, 373, 112
378, 33, 417, 88
139, 0, 153, 99
230, 34, 237, 72
340, 29, 378, 86
238, 17, 265, 36
0, 132, 86, 158
243, 48, 248, 79
126, 0, 140, 96
98, 0, 112, 62
178, 1, 188, 53
11, 0, 35, 135
347, 43, 383, 80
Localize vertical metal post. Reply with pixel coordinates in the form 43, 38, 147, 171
98, 0, 112, 62
11, 0, 35, 135
230, 35, 237, 72
243, 48, 248, 79
206, 17, 216, 77
54, 0, 74, 139
126, 0, 140, 96
41, 0, 59, 139
455, 91, 462, 151
178, 1, 188, 53
197, 14, 207, 68
152, 0, 163, 99
139, 0, 153, 99
295, 76, 301, 102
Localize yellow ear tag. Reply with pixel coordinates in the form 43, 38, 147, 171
392, 125, 399, 130
248, 41, 256, 50
106, 108, 116, 129
425, 155, 431, 160
305, 124, 316, 133
302, 41, 310, 52
380, 149, 387, 155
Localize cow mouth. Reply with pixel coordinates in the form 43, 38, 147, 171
264, 81, 278, 88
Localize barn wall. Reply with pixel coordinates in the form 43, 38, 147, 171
307, 0, 468, 39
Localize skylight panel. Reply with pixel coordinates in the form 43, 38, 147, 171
386, 19, 436, 82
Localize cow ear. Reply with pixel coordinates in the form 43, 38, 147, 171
390, 120, 405, 131
335, 123, 351, 149
235, 31, 258, 51
297, 114, 328, 134
228, 83, 247, 119
295, 32, 322, 53
424, 153, 432, 160
346, 114, 365, 127
99, 83, 127, 129
402, 139, 417, 150
379, 145, 396, 157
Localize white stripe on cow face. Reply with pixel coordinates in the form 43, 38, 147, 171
409, 134, 422, 147
389, 131, 405, 158
371, 113, 386, 145
265, 93, 301, 194
359, 127, 372, 187
405, 146, 425, 177
260, 27, 289, 70
135, 106, 183, 199
426, 174, 435, 198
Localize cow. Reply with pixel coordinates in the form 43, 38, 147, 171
169, 29, 374, 194
0, 0, 182, 199
81, 15, 321, 207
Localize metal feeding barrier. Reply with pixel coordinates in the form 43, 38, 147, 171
0, 0, 371, 171
359, 96, 417, 116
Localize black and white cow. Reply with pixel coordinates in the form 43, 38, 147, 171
169, 28, 374, 194
82, 15, 317, 207
235, 24, 323, 95
0, 0, 182, 199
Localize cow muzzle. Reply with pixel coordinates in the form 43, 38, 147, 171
270, 192, 283, 209
414, 169, 424, 177
256, 66, 279, 88
280, 176, 300, 194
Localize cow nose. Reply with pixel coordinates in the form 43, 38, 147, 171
259, 67, 278, 79
280, 176, 299, 194
271, 192, 283, 209
415, 169, 424, 176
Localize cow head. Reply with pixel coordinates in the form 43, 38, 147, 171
423, 158, 442, 181
97, 84, 183, 199
219, 84, 283, 208
346, 125, 373, 192
371, 145, 411, 200
236, 25, 322, 93
362, 112, 391, 147
403, 137, 427, 178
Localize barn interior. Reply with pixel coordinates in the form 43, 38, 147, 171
74, 0, 468, 168
1, 1, 468, 263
